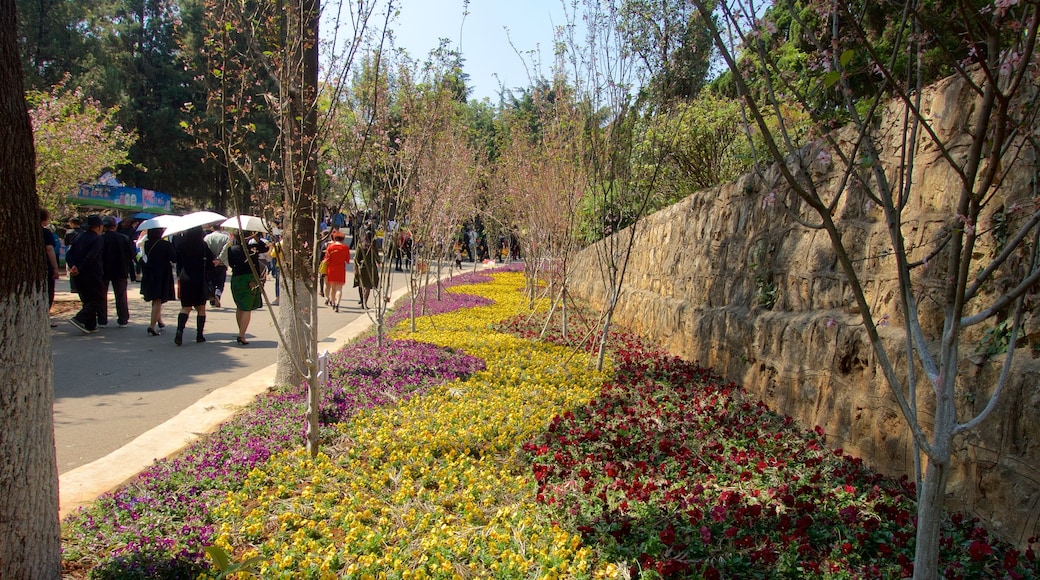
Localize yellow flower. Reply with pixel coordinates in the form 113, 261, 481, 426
210, 272, 617, 577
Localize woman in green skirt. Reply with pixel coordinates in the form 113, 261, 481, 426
227, 231, 267, 345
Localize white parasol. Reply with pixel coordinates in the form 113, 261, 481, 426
136, 214, 182, 232
161, 211, 227, 237
221, 214, 271, 232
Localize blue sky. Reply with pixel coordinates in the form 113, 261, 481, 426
390, 0, 570, 102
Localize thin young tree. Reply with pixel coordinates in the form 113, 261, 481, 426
559, 0, 669, 371
193, 0, 393, 455
690, 0, 1040, 575
396, 77, 482, 330
493, 87, 588, 337
0, 0, 62, 573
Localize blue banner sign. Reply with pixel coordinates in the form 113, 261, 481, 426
68, 184, 174, 213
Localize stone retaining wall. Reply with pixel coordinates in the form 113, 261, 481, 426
568, 72, 1040, 546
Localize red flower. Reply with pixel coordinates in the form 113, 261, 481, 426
711, 505, 727, 522
1004, 549, 1019, 570
659, 524, 676, 546
700, 525, 712, 544
969, 539, 994, 561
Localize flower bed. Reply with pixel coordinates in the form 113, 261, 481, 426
502, 310, 1039, 578
383, 269, 497, 329
209, 271, 619, 578
61, 267, 1039, 578
61, 339, 484, 578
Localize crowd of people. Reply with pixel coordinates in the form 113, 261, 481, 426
46, 207, 521, 344
317, 212, 383, 312
48, 213, 273, 346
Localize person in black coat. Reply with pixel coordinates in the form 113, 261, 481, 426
116, 217, 140, 281
172, 226, 215, 345
100, 216, 134, 327
140, 228, 177, 336
65, 215, 105, 333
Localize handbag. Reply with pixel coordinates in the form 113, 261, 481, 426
318, 259, 328, 275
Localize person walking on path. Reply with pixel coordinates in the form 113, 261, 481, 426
65, 215, 105, 333
100, 216, 133, 327
117, 218, 139, 281
268, 235, 282, 306
228, 231, 267, 345
323, 231, 350, 312
139, 227, 177, 336
353, 230, 380, 309
41, 209, 60, 327
317, 230, 331, 299
172, 226, 214, 345
204, 225, 231, 308
64, 216, 83, 292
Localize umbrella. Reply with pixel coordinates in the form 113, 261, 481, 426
136, 214, 182, 232
132, 212, 156, 220
221, 214, 271, 232
162, 211, 227, 237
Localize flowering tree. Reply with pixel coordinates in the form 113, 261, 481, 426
27, 78, 136, 214
689, 0, 1040, 575
385, 65, 481, 336
494, 88, 588, 335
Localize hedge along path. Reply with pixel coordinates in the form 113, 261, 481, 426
211, 272, 621, 579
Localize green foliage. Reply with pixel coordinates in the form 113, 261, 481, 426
977, 320, 1012, 358
464, 98, 501, 163
203, 545, 262, 579
736, 0, 987, 124
633, 92, 756, 205
576, 180, 643, 244
185, 0, 284, 212
27, 80, 136, 214
18, 0, 217, 203
618, 0, 717, 102
755, 275, 779, 310
15, 0, 100, 90
750, 241, 778, 310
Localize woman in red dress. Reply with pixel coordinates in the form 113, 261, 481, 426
323, 231, 351, 312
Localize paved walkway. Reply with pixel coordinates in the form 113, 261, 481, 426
52, 267, 425, 518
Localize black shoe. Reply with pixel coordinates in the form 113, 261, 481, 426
236, 336, 249, 345
196, 335, 206, 343
69, 318, 95, 334
147, 327, 159, 336
174, 331, 183, 346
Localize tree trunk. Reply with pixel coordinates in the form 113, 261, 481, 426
913, 360, 958, 579
274, 0, 319, 388
596, 289, 617, 372
914, 453, 950, 580
0, 0, 63, 574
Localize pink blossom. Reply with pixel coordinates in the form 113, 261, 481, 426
762, 190, 777, 209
